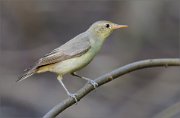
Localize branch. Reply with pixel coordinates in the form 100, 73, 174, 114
43, 58, 180, 118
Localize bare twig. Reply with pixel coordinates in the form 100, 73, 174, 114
43, 58, 180, 118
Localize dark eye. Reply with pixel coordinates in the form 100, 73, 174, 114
105, 24, 110, 28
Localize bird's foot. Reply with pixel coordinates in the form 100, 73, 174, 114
88, 80, 98, 88
67, 93, 78, 103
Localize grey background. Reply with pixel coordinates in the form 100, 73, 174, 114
0, 0, 180, 118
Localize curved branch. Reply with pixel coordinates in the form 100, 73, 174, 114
43, 58, 180, 118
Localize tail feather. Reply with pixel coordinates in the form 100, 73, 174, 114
17, 67, 37, 82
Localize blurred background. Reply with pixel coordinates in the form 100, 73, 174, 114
0, 0, 180, 118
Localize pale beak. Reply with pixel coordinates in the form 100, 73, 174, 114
111, 24, 128, 30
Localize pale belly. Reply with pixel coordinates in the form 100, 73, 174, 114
50, 51, 96, 75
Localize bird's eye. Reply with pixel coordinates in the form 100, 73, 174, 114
105, 24, 110, 28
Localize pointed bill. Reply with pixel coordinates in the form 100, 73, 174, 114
112, 24, 128, 30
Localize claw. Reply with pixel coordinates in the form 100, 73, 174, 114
88, 80, 98, 88
68, 93, 78, 103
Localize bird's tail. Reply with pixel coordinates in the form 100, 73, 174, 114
17, 66, 37, 82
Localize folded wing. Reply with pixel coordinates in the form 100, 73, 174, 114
17, 35, 91, 82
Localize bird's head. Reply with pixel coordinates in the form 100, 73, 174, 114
88, 20, 128, 40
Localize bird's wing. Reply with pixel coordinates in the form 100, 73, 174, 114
17, 34, 91, 82
36, 36, 91, 68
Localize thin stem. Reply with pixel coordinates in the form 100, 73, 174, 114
43, 58, 180, 118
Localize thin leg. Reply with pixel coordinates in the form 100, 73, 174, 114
57, 75, 78, 102
71, 72, 98, 88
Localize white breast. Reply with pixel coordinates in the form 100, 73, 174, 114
51, 49, 95, 75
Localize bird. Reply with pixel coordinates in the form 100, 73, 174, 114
17, 20, 128, 102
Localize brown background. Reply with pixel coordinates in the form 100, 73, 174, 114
0, 0, 180, 118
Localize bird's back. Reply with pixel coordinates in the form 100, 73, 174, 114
18, 32, 91, 82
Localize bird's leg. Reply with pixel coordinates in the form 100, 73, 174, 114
71, 72, 98, 88
57, 75, 78, 103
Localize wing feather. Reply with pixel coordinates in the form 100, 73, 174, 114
36, 35, 91, 68
17, 32, 91, 82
